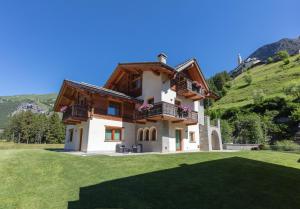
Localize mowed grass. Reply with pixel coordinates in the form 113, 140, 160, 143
0, 147, 300, 209
212, 54, 300, 109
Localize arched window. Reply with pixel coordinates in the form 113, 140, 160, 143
137, 129, 143, 141
150, 127, 157, 141
144, 128, 150, 141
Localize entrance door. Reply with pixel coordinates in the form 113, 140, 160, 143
79, 128, 83, 151
175, 129, 182, 151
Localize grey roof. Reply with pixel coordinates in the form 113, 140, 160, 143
174, 58, 195, 72
118, 61, 176, 72
64, 79, 142, 102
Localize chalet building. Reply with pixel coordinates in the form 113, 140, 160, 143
54, 54, 223, 153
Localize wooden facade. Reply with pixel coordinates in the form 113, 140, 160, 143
54, 80, 140, 125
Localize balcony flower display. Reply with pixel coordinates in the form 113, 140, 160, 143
138, 103, 153, 112
60, 106, 68, 112
178, 104, 192, 113
192, 81, 202, 88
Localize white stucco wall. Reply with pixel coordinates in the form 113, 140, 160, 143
140, 71, 162, 103
64, 121, 89, 152
86, 117, 136, 152
161, 74, 176, 104
65, 125, 77, 151
135, 121, 164, 152
165, 121, 200, 152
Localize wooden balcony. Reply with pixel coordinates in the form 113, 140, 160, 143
62, 105, 88, 124
175, 79, 205, 100
135, 102, 198, 125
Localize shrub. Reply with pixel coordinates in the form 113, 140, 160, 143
291, 107, 300, 122
233, 113, 265, 144
283, 58, 290, 65
252, 89, 265, 104
224, 81, 232, 89
258, 144, 270, 150
284, 83, 300, 99
267, 57, 273, 64
275, 50, 289, 61
271, 140, 300, 151
221, 120, 233, 143
243, 74, 252, 86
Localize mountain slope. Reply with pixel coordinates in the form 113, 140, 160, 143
0, 94, 57, 128
249, 36, 300, 61
211, 54, 300, 110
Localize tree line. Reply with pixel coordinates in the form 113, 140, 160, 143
1, 111, 65, 144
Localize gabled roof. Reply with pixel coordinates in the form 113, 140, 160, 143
65, 80, 139, 100
105, 58, 211, 91
174, 58, 195, 71
174, 58, 210, 90
54, 80, 142, 111
104, 62, 175, 88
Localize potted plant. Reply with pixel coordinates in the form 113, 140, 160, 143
192, 81, 202, 92
138, 103, 153, 114
177, 104, 192, 117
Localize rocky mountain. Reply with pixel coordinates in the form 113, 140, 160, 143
0, 94, 57, 129
249, 36, 300, 61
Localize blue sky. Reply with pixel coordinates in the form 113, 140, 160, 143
0, 0, 299, 96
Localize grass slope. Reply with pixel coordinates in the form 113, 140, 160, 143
0, 93, 57, 128
212, 55, 300, 110
0, 145, 300, 209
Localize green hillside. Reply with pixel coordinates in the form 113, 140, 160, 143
0, 94, 57, 129
212, 54, 300, 110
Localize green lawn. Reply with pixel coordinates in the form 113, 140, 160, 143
0, 141, 64, 150
0, 147, 300, 209
212, 54, 300, 110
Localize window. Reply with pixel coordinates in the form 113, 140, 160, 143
105, 127, 122, 141
69, 129, 74, 142
189, 132, 195, 142
147, 98, 154, 105
131, 74, 142, 89
132, 78, 141, 89
138, 129, 143, 141
108, 101, 121, 116
175, 100, 181, 106
150, 128, 157, 141
144, 129, 150, 141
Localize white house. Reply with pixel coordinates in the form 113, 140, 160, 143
54, 54, 222, 153
230, 54, 262, 77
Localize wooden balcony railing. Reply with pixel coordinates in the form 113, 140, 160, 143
62, 105, 88, 122
176, 79, 205, 96
93, 108, 134, 121
135, 102, 198, 123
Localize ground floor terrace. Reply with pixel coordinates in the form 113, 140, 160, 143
64, 116, 223, 153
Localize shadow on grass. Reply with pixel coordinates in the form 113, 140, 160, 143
68, 157, 300, 209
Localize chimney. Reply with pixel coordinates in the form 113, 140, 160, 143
157, 53, 167, 64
